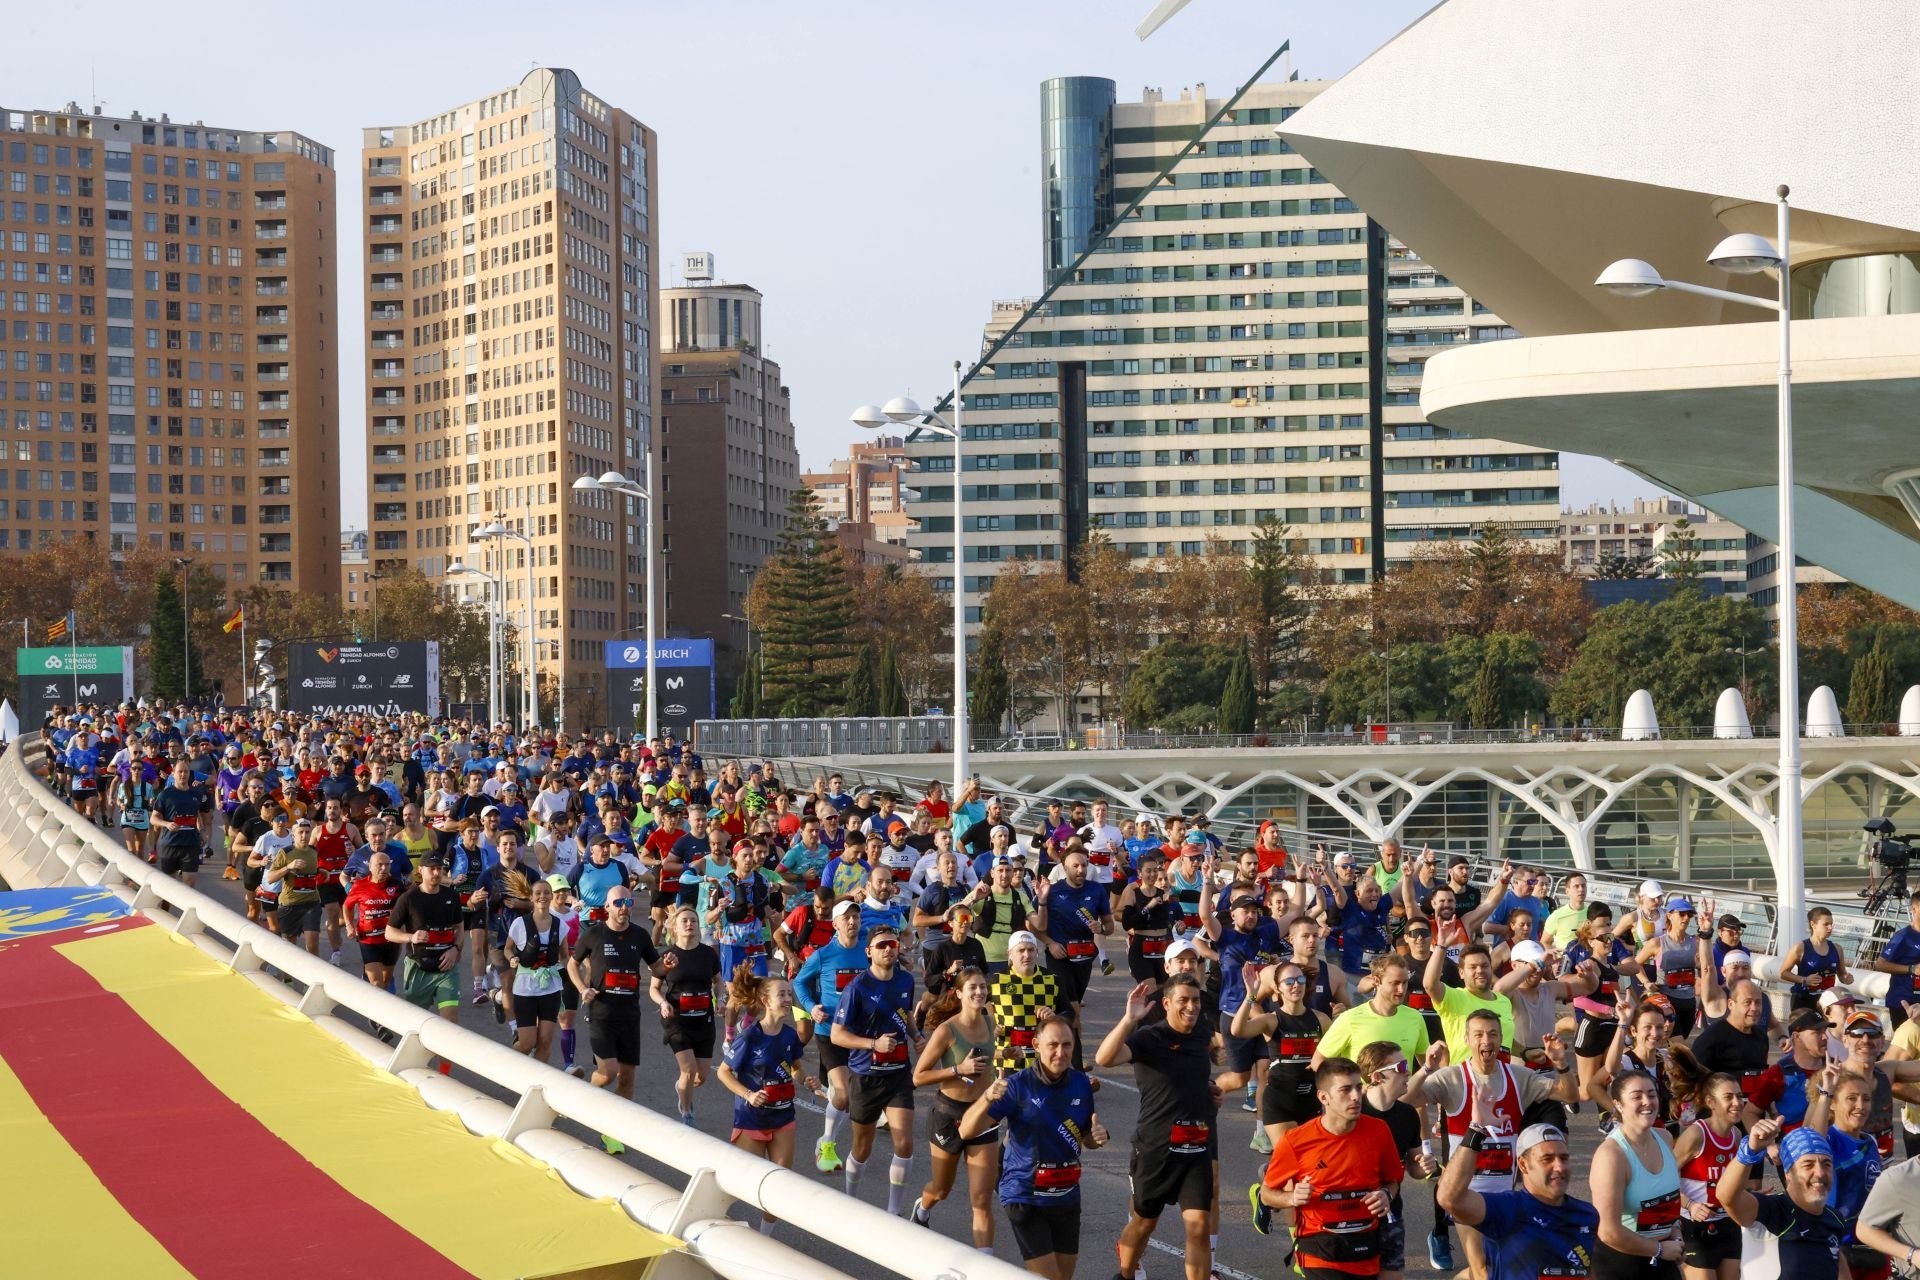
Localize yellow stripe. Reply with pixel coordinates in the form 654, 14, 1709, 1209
0, 1050, 195, 1278
61, 926, 675, 1279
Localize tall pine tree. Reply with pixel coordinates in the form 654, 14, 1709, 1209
148, 572, 201, 702
971, 612, 1012, 736
877, 639, 908, 717
1219, 647, 1256, 734
757, 487, 858, 717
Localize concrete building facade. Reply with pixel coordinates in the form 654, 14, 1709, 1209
0, 102, 340, 593
360, 68, 659, 731
659, 264, 798, 678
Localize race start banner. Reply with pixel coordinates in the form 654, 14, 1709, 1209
288, 642, 440, 718
15, 646, 134, 731
604, 638, 713, 739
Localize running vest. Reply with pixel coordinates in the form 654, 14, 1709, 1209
314, 823, 352, 875
1303, 960, 1337, 1016
1444, 1062, 1526, 1192
1267, 1007, 1323, 1098
1657, 933, 1697, 1002
348, 879, 399, 942
1605, 1126, 1682, 1237
514, 913, 565, 971
1793, 940, 1843, 998
1680, 1121, 1736, 1220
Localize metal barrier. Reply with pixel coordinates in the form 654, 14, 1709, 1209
0, 735, 1023, 1280
697, 717, 954, 759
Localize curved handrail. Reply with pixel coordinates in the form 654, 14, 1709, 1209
0, 735, 1020, 1280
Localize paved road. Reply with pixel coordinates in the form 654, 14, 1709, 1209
188, 867, 1608, 1280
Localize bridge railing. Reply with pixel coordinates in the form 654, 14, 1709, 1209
0, 735, 1023, 1280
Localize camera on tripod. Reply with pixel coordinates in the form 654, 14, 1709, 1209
1863, 816, 1912, 911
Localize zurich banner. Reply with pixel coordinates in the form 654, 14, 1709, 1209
288, 642, 441, 718
604, 638, 713, 739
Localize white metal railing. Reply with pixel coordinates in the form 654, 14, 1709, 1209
0, 736, 1020, 1280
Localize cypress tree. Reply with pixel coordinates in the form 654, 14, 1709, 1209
757, 487, 858, 717
1219, 647, 1256, 734
843, 642, 878, 716
877, 639, 907, 717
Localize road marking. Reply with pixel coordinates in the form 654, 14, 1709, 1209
1149, 1237, 1261, 1280
1095, 1073, 1139, 1093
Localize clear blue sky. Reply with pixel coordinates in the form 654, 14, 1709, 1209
13, 0, 1649, 522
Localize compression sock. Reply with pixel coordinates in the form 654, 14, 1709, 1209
560, 1028, 576, 1066
888, 1156, 913, 1215
844, 1155, 866, 1194
824, 1102, 849, 1148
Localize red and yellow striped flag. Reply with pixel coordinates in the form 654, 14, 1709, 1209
221, 606, 244, 634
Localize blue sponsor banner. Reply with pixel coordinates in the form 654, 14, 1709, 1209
604, 639, 714, 737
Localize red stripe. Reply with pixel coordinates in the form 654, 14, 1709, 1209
0, 921, 468, 1279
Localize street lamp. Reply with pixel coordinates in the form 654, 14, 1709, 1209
476, 521, 540, 729
1596, 185, 1803, 948
172, 557, 192, 704
572, 464, 656, 742
721, 611, 759, 712
448, 560, 502, 728
852, 358, 967, 798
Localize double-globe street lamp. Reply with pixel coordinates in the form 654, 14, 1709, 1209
475, 521, 540, 729
572, 464, 657, 743
1596, 184, 1805, 947
852, 359, 968, 798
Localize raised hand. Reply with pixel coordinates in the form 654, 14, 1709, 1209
1424, 1040, 1450, 1071
1125, 979, 1158, 1021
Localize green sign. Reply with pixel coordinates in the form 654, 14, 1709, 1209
15, 646, 128, 676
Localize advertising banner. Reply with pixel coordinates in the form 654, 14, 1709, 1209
288, 642, 440, 718
15, 646, 134, 731
604, 638, 714, 739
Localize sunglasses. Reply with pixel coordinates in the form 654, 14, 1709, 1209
1371, 1061, 1410, 1079
1279, 975, 1307, 987
871, 939, 899, 950
1846, 1028, 1884, 1039
606, 898, 633, 908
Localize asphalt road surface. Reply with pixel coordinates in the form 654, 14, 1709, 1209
191, 869, 1608, 1279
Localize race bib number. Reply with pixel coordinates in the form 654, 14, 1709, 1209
676, 992, 712, 1014
1066, 941, 1098, 960
872, 1040, 909, 1066
761, 1080, 795, 1106
834, 969, 860, 991
603, 971, 639, 992
1140, 936, 1168, 958
1033, 1161, 1081, 1192
1635, 1191, 1681, 1232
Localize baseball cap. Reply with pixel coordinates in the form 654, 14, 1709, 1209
1008, 930, 1041, 951
1664, 895, 1694, 914
1723, 949, 1753, 968
544, 874, 571, 894
867, 921, 899, 940
831, 900, 859, 921
1510, 940, 1548, 968
1134, 812, 1157, 827
1182, 831, 1207, 848
1514, 1123, 1567, 1161
1846, 1010, 1885, 1036
1228, 895, 1262, 913
1165, 937, 1199, 962
1717, 914, 1745, 931
420, 852, 446, 867
481, 805, 501, 817
1447, 853, 1472, 869
1787, 1008, 1827, 1034
992, 852, 1013, 868
293, 816, 315, 828
1638, 879, 1664, 899
1819, 989, 1859, 1010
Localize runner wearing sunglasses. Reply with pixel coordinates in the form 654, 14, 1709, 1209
830, 923, 921, 1214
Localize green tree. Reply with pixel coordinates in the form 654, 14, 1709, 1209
1123, 640, 1238, 727
877, 640, 907, 717
752, 487, 858, 717
1659, 517, 1704, 593
1550, 594, 1771, 727
1323, 641, 1448, 725
148, 573, 203, 702
1248, 517, 1309, 691
1847, 633, 1897, 728
970, 614, 1012, 736
730, 649, 763, 719
1219, 647, 1256, 733
1595, 552, 1656, 580
843, 642, 878, 716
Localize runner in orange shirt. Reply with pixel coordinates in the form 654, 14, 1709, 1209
1262, 1056, 1407, 1279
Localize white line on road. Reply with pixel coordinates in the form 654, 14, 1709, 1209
1149, 1237, 1261, 1280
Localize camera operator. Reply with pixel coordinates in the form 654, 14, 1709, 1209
1874, 889, 1920, 1031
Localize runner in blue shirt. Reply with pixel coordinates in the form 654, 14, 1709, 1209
718, 969, 815, 1235
963, 1015, 1108, 1275
1035, 849, 1113, 1065
792, 901, 871, 1174
1439, 1094, 1604, 1280
1875, 892, 1920, 1027
830, 924, 921, 1215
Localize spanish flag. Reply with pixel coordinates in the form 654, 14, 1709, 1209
221, 606, 244, 635
45, 612, 71, 643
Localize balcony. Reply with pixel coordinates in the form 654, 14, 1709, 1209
255, 306, 288, 326
367, 159, 401, 178
255, 369, 289, 383
254, 194, 287, 211
257, 425, 290, 441
369, 275, 402, 293
370, 304, 403, 322
369, 247, 402, 264
258, 533, 291, 553
374, 532, 408, 552
371, 417, 404, 437
371, 360, 404, 380
259, 482, 291, 500
254, 222, 287, 240
371, 448, 406, 465
370, 335, 403, 349
255, 254, 289, 272
255, 280, 288, 297
371, 390, 404, 407
373, 503, 408, 523
372, 481, 406, 494
257, 393, 289, 411
369, 217, 401, 236
258, 450, 290, 468
259, 564, 293, 583
256, 336, 289, 353
368, 193, 400, 208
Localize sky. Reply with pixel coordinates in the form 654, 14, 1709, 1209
13, 0, 1652, 523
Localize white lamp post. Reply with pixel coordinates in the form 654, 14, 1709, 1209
448, 560, 502, 728
852, 359, 967, 799
1596, 184, 1803, 948
572, 461, 656, 742
476, 521, 539, 729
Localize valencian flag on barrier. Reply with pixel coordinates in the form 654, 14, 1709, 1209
0, 889, 678, 1278
221, 605, 244, 634
44, 611, 71, 644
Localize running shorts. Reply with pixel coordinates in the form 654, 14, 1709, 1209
1006, 1201, 1081, 1261
1129, 1146, 1212, 1219
401, 956, 461, 1011
849, 1068, 914, 1125
929, 1088, 999, 1154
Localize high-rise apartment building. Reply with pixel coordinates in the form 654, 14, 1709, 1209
659, 257, 798, 676
803, 436, 911, 537
904, 78, 1559, 668
361, 68, 658, 731
0, 102, 339, 590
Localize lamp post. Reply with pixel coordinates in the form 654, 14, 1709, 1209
572, 461, 656, 743
448, 560, 502, 728
476, 522, 540, 729
852, 359, 967, 799
172, 557, 193, 704
721, 611, 759, 712
1596, 185, 1802, 948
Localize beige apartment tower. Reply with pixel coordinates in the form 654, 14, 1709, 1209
362, 68, 659, 732
0, 103, 340, 590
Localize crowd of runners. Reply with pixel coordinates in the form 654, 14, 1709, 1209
35, 700, 1920, 1280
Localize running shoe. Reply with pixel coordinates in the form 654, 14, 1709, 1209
910, 1199, 932, 1228
1250, 1126, 1273, 1154
1100, 957, 1115, 976
470, 984, 489, 1005
815, 1138, 842, 1173
680, 1111, 696, 1128
601, 1134, 626, 1156
568, 1064, 587, 1079
329, 949, 342, 966
1242, 1083, 1258, 1113
1249, 1182, 1272, 1235
492, 992, 506, 1025
1428, 1231, 1455, 1271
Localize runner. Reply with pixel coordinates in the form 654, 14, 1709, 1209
270, 815, 326, 956
962, 1015, 1105, 1280
708, 839, 773, 981
311, 795, 361, 965
1437, 1100, 1601, 1280
992, 930, 1062, 1073
1260, 1056, 1405, 1280
1315, 953, 1431, 1066
247, 806, 295, 933
570, 833, 633, 925
716, 970, 814, 1236
1779, 907, 1853, 1012
1687, 980, 1772, 1111
1034, 849, 1113, 1064
1424, 941, 1515, 1062
566, 886, 661, 1154
1097, 975, 1222, 1280
909, 966, 998, 1245
1564, 906, 1645, 1113
1351, 1040, 1439, 1280
1635, 896, 1708, 1040
1802, 1065, 1886, 1280
343, 849, 401, 989
505, 875, 568, 1063
114, 754, 159, 861
545, 874, 587, 1076
968, 853, 1038, 975
153, 757, 211, 886
1589, 1070, 1684, 1280
652, 903, 722, 1127
793, 899, 870, 1173
1117, 854, 1179, 982
1716, 1117, 1846, 1280
830, 923, 920, 1214
386, 852, 465, 1028
1672, 1073, 1745, 1280
1203, 887, 1287, 1132
1234, 962, 1333, 1157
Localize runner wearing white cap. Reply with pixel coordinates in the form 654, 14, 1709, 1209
1496, 939, 1598, 1073
1614, 880, 1665, 950
991, 930, 1061, 1073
